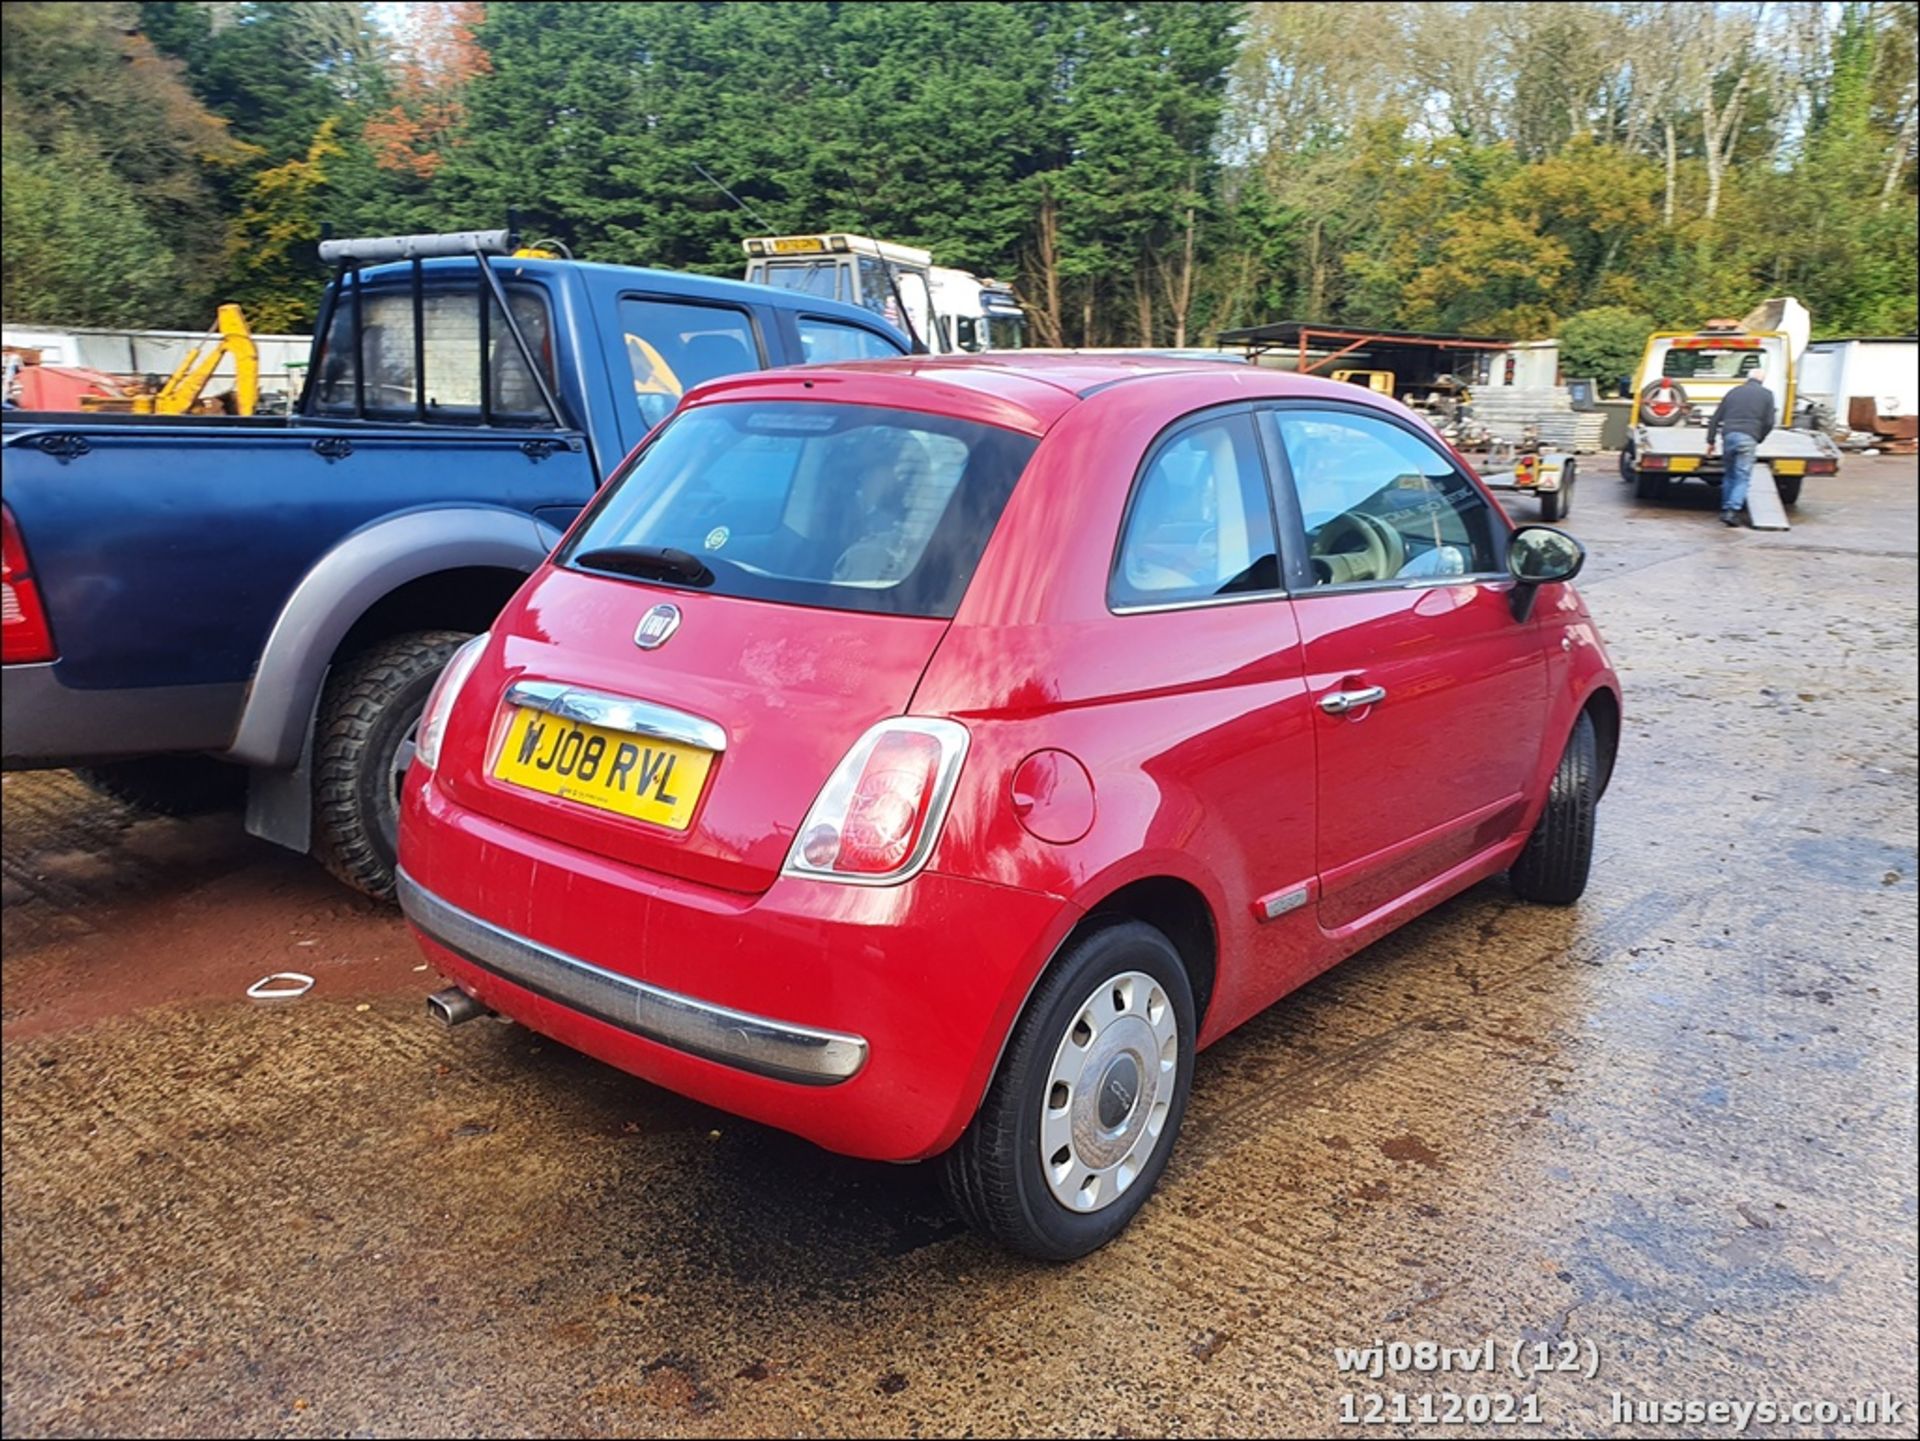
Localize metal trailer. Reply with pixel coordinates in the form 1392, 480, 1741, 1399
1472, 449, 1580, 523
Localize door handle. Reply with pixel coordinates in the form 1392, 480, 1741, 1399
1319, 685, 1387, 715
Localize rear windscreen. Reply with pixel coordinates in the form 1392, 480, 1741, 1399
1660, 346, 1764, 380
562, 402, 1038, 618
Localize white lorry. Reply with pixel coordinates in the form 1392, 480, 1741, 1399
1620, 298, 1842, 515
741, 233, 1026, 356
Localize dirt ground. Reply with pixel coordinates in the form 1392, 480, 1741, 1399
3, 456, 1916, 1439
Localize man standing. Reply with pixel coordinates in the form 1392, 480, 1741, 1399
1706, 363, 1777, 527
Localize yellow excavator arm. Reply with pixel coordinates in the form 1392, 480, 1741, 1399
145, 304, 259, 416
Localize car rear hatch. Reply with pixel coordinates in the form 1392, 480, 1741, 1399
435, 394, 1039, 896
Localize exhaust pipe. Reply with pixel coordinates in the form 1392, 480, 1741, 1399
427, 986, 490, 1028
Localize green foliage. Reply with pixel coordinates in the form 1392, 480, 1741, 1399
1, 130, 187, 326
1, 0, 238, 324
1558, 306, 1659, 382
223, 117, 346, 332
1, 1, 1914, 347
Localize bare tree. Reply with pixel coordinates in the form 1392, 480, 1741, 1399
1683, 3, 1771, 221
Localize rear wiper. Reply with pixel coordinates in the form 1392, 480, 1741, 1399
573, 544, 714, 587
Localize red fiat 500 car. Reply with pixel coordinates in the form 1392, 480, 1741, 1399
398, 355, 1620, 1259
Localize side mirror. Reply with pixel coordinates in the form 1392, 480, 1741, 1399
1507, 525, 1586, 620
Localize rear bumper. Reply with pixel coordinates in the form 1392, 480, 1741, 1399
1, 664, 243, 768
398, 772, 1077, 1161
397, 870, 869, 1085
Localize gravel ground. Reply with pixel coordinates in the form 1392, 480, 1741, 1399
4, 454, 1915, 1438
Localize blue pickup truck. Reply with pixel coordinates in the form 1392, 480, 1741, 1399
1, 229, 908, 897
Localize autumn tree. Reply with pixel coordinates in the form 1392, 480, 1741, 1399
2, 0, 241, 324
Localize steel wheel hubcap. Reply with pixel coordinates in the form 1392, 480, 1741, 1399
1040, 969, 1180, 1213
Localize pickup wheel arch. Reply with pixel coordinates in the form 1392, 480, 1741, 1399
228, 507, 557, 770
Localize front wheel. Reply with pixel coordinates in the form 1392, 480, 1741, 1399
311, 629, 472, 901
1509, 711, 1598, 906
942, 920, 1195, 1260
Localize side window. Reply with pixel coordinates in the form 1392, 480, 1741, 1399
620, 297, 760, 430
312, 285, 554, 423
1110, 412, 1280, 610
1273, 410, 1498, 587
796, 316, 905, 363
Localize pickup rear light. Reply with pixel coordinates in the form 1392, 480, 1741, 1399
1639, 455, 1670, 470
784, 718, 969, 883
413, 633, 491, 773
1, 505, 56, 664
1806, 458, 1837, 475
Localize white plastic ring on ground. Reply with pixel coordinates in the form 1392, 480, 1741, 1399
246, 972, 315, 1000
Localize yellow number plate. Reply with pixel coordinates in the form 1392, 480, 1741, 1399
1772, 459, 1805, 476
492, 708, 713, 830
1668, 456, 1701, 473
770, 236, 825, 254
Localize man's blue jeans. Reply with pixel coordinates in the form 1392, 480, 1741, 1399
1721, 431, 1758, 513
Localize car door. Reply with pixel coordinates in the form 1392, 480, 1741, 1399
1259, 405, 1546, 933
1101, 407, 1321, 1018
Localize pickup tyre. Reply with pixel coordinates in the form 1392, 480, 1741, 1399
314, 630, 472, 899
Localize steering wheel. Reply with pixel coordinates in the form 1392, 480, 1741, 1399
1310, 510, 1406, 585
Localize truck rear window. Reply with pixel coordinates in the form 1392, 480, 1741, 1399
311, 286, 556, 422
562, 402, 1037, 618
1660, 346, 1764, 380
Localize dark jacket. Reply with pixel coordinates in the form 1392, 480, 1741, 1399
1707, 376, 1777, 445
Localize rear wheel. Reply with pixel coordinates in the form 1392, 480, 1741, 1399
75, 755, 246, 817
1509, 711, 1598, 906
942, 920, 1195, 1260
1540, 460, 1575, 521
1633, 466, 1669, 503
1775, 472, 1803, 508
311, 629, 471, 901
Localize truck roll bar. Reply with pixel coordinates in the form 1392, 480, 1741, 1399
300, 224, 570, 440
318, 229, 514, 266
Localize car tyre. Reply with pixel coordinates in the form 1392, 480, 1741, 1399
312, 629, 471, 901
75, 755, 246, 817
942, 920, 1195, 1261
1774, 472, 1802, 508
1633, 467, 1669, 503
1509, 710, 1598, 906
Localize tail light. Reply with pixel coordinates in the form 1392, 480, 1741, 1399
414, 633, 491, 772
1639, 455, 1669, 470
2, 505, 56, 664
784, 718, 969, 884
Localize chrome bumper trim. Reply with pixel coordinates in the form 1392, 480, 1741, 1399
397, 870, 866, 1085
503, 681, 726, 753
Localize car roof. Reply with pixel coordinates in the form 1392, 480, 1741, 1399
683, 352, 1398, 437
